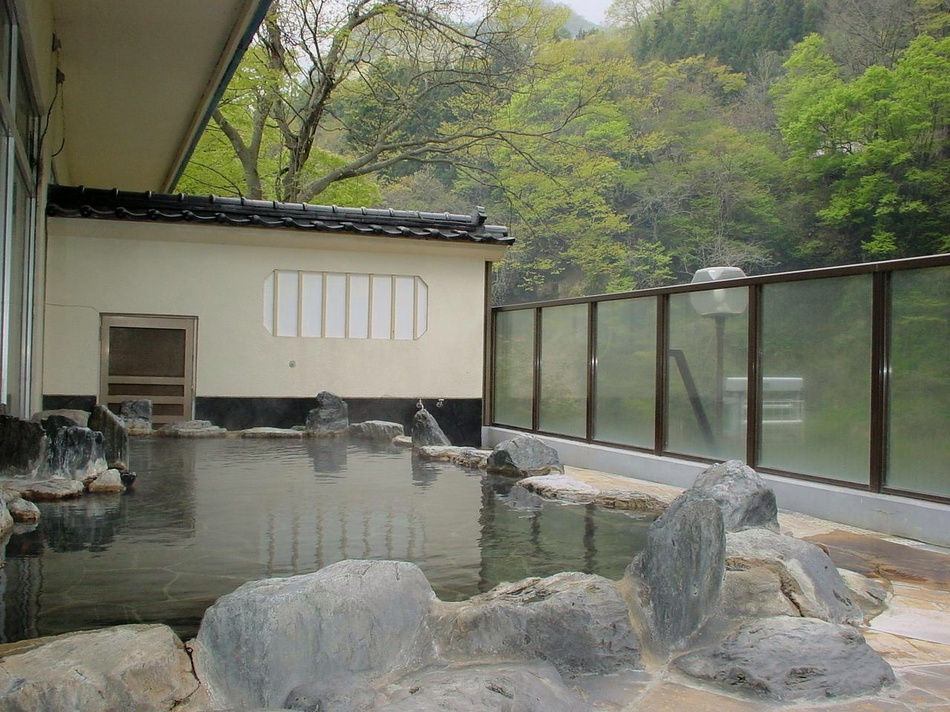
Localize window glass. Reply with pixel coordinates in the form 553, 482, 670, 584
325, 274, 347, 338
393, 276, 415, 340
760, 276, 871, 483
594, 298, 656, 448
371, 275, 392, 339
348, 274, 369, 339
538, 304, 588, 438
887, 266, 950, 496
301, 272, 324, 337
415, 278, 428, 337
276, 271, 299, 337
493, 310, 534, 428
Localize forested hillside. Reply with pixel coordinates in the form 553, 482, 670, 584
179, 0, 950, 304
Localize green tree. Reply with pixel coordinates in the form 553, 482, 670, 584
774, 33, 950, 261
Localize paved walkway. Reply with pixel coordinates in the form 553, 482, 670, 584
564, 466, 950, 711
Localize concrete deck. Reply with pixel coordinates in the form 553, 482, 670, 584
563, 465, 950, 710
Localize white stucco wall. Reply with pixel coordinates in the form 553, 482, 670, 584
44, 218, 505, 400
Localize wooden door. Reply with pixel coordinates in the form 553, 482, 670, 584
99, 315, 196, 425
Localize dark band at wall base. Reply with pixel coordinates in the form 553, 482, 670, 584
42, 395, 483, 447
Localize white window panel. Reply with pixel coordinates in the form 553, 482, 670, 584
415, 278, 428, 338
301, 272, 324, 337
371, 275, 393, 339
394, 276, 415, 340
348, 274, 370, 339
276, 271, 299, 337
263, 272, 274, 334
325, 273, 347, 338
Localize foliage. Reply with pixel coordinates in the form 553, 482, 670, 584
773, 33, 950, 261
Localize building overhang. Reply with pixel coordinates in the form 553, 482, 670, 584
50, 0, 271, 191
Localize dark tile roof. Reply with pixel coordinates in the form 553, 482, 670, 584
46, 185, 512, 245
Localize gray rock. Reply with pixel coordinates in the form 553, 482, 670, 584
721, 567, 800, 621
120, 399, 153, 435
349, 420, 404, 441
378, 662, 589, 711
87, 468, 125, 493
157, 420, 227, 437
0, 624, 200, 711
688, 460, 779, 532
515, 474, 667, 513
88, 404, 129, 470
627, 493, 725, 651
241, 427, 306, 438
306, 391, 349, 436
391, 435, 413, 448
434, 572, 641, 676
18, 478, 85, 501
0, 492, 13, 534
725, 528, 863, 625
416, 445, 490, 469
30, 409, 90, 427
192, 560, 437, 711
485, 435, 563, 478
0, 415, 46, 477
40, 419, 108, 481
7, 496, 40, 523
838, 568, 890, 622
674, 615, 895, 702
411, 408, 451, 449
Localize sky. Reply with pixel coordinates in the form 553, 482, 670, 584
561, 0, 613, 25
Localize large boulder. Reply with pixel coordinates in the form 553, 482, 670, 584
0, 624, 200, 711
485, 435, 563, 478
626, 493, 725, 651
191, 560, 437, 711
0, 415, 45, 477
120, 399, 153, 435
411, 408, 451, 449
40, 418, 108, 481
725, 528, 863, 625
377, 662, 589, 712
674, 616, 895, 702
306, 391, 349, 436
88, 405, 129, 470
17, 478, 85, 501
349, 420, 404, 441
87, 468, 125, 494
434, 572, 641, 676
688, 460, 779, 533
0, 491, 13, 535
6, 495, 40, 523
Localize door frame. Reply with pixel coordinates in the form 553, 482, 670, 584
99, 314, 197, 424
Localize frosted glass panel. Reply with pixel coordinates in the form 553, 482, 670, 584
348, 274, 370, 339
301, 272, 324, 337
394, 276, 415, 340
276, 271, 299, 337
325, 274, 347, 338
494, 310, 534, 428
371, 276, 392, 339
887, 266, 950, 496
539, 305, 588, 437
594, 298, 656, 447
263, 273, 274, 333
667, 289, 748, 460
416, 279, 428, 337
760, 276, 871, 483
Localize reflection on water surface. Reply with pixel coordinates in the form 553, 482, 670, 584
2, 438, 651, 642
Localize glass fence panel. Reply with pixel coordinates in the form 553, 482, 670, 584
887, 266, 950, 497
667, 289, 748, 460
493, 310, 535, 428
760, 276, 871, 483
594, 298, 657, 447
539, 304, 588, 437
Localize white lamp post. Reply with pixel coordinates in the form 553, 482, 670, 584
689, 267, 748, 436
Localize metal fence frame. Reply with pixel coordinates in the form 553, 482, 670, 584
487, 254, 950, 505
